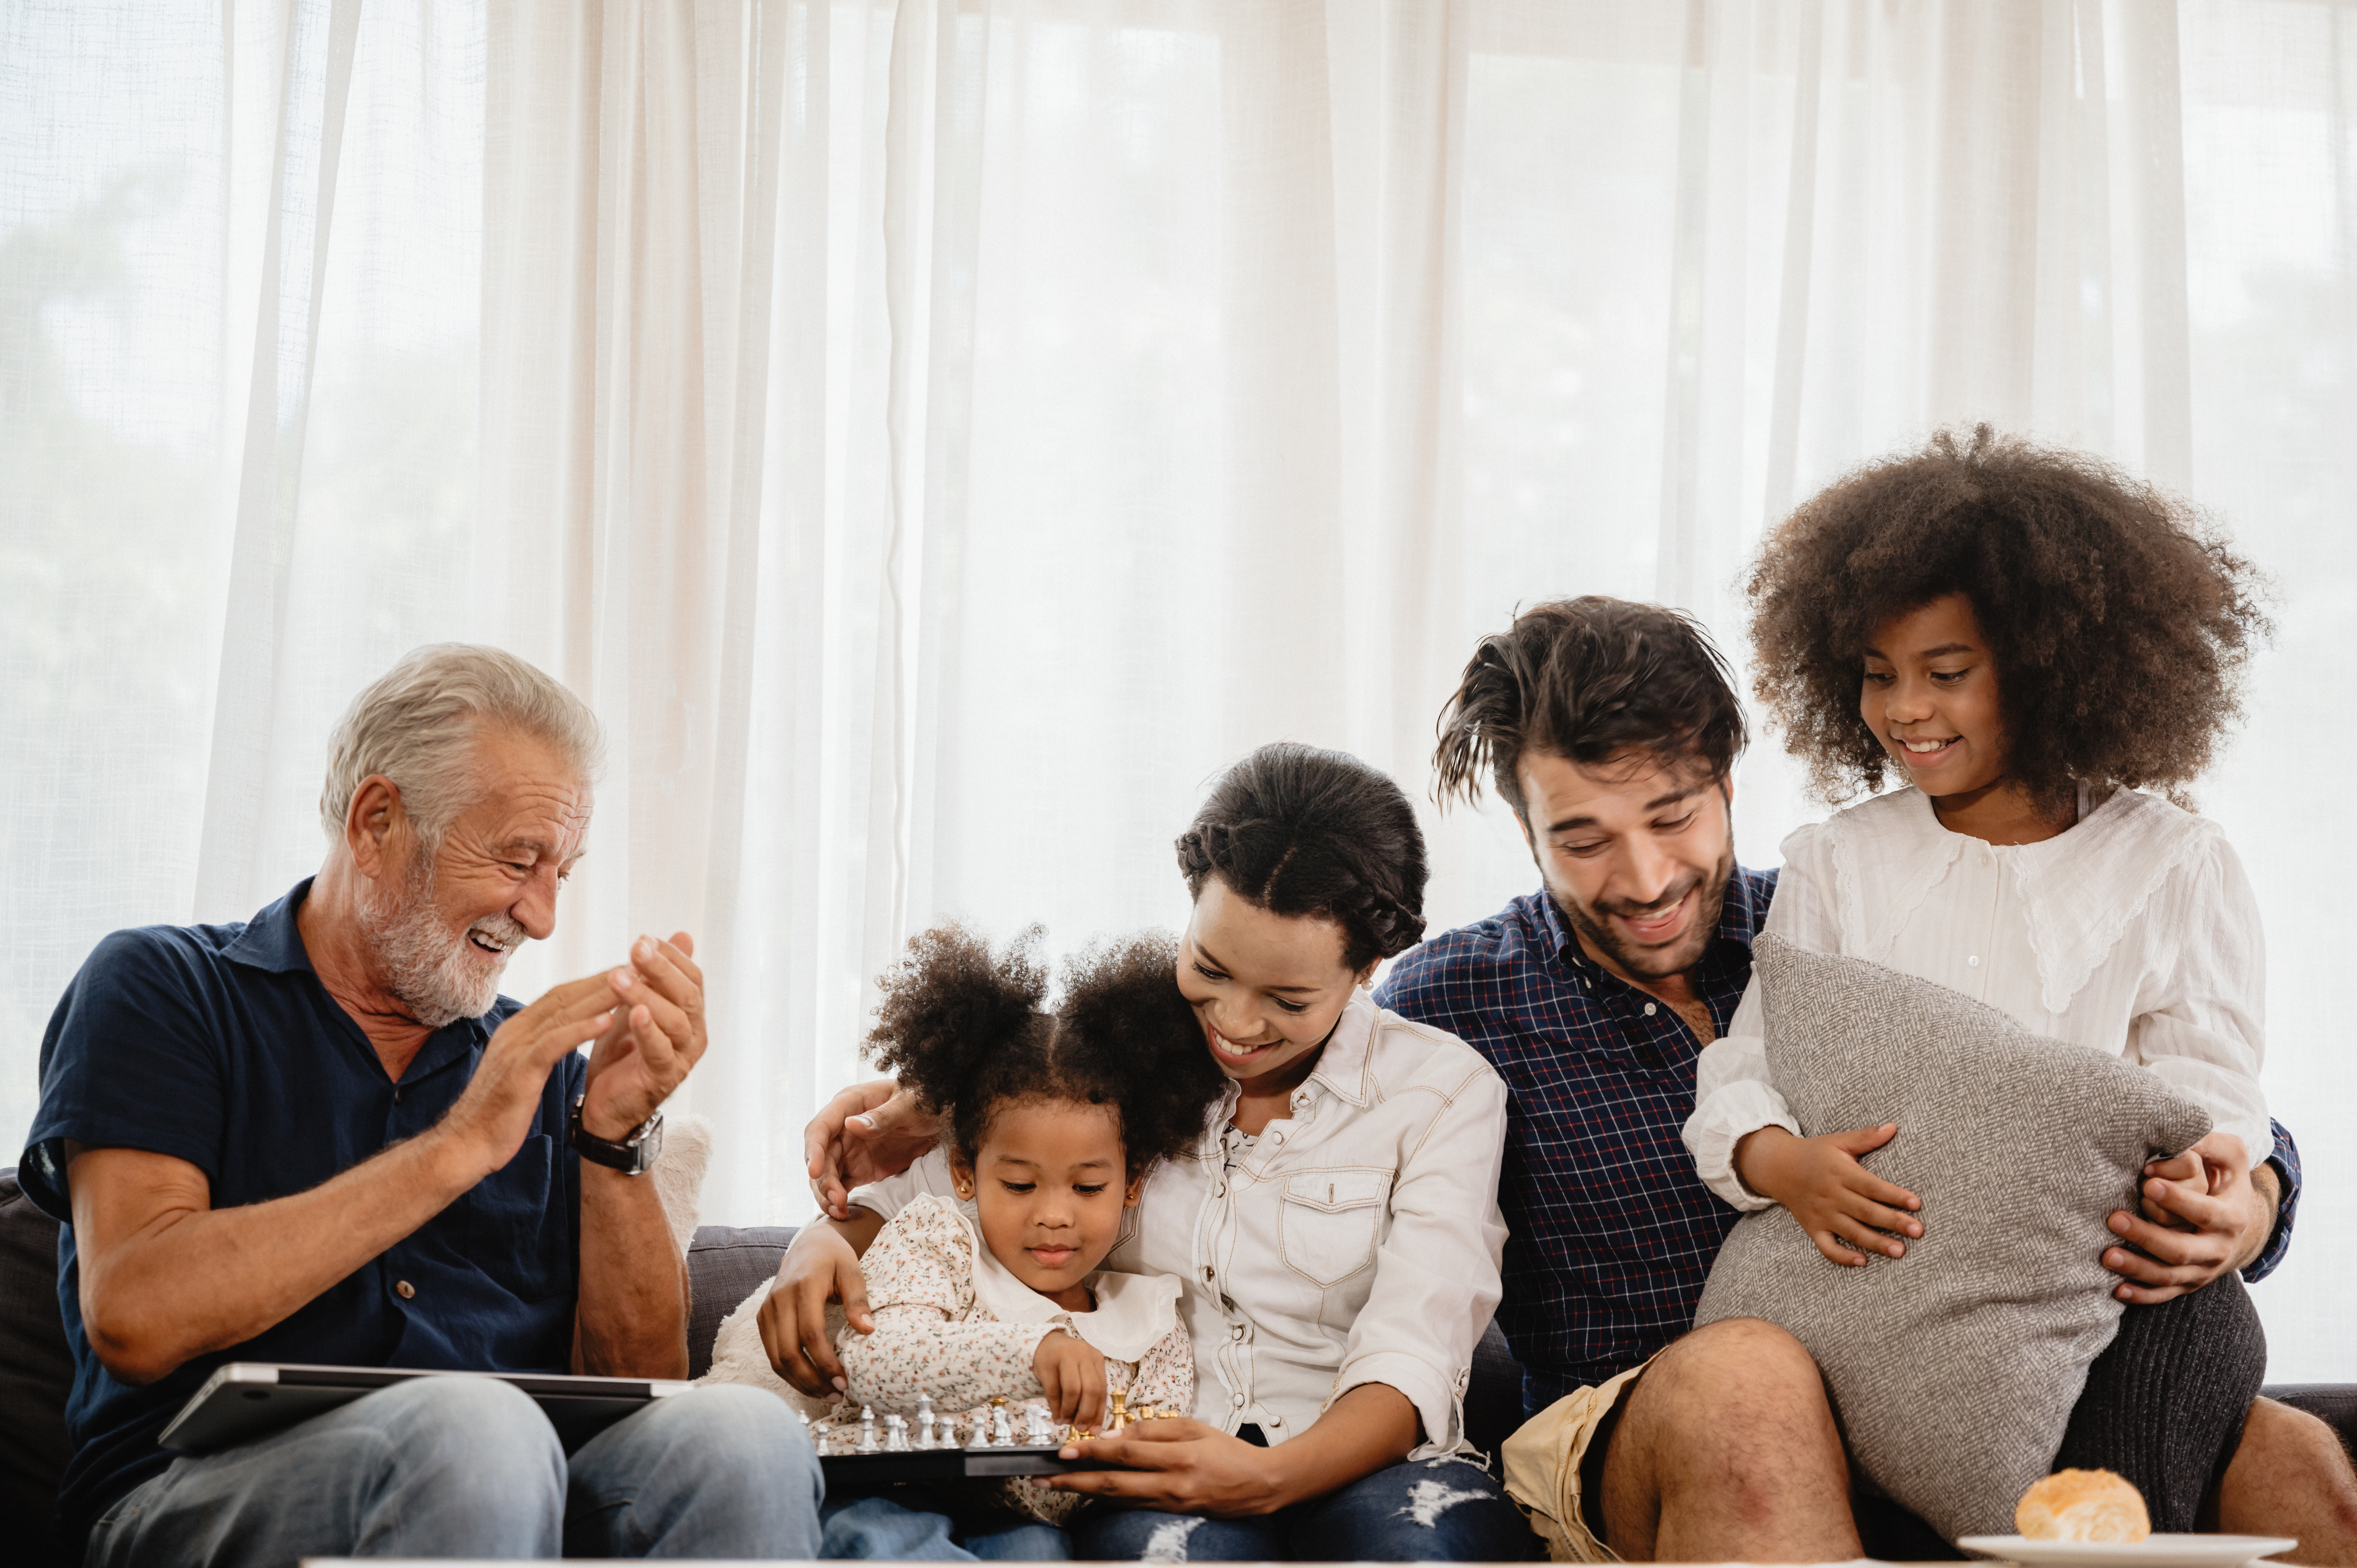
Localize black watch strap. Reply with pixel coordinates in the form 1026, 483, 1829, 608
569, 1094, 664, 1176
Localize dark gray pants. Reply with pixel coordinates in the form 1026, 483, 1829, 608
1854, 1273, 2268, 1559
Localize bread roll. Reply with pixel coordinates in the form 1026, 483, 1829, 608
2016, 1468, 2152, 1542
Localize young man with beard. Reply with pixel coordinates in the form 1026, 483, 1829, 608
1371, 597, 2315, 1562
19, 645, 822, 1567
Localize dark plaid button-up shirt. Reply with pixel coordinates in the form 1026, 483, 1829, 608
1377, 871, 2302, 1416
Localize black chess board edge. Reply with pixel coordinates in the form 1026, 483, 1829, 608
818, 1446, 1121, 1483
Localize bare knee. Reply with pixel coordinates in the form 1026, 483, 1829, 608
1605, 1322, 1856, 1561
1649, 1319, 1828, 1414
1626, 1322, 1842, 1486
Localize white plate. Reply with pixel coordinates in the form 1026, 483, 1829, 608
1957, 1534, 2298, 1566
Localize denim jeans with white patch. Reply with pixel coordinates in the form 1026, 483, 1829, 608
1069, 1453, 1539, 1563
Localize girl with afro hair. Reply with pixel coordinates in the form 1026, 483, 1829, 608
1683, 426, 2283, 1533
703, 924, 1218, 1551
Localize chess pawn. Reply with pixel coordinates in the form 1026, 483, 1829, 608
812, 1420, 832, 1456
885, 1412, 910, 1452
915, 1395, 936, 1449
966, 1409, 991, 1450
857, 1405, 880, 1453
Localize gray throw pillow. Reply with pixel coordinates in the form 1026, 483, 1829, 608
1693, 934, 2213, 1544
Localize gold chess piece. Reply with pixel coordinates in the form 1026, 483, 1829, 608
1108, 1389, 1129, 1432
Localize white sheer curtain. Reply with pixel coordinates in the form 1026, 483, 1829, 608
3, 0, 2350, 1377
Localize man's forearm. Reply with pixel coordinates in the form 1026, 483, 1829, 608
574, 1162, 689, 1377
70, 1134, 488, 1385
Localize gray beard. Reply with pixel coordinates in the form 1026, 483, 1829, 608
357, 855, 528, 1029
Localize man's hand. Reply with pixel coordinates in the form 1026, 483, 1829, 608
1048, 1420, 1294, 1515
804, 1079, 941, 1219
758, 1217, 880, 1396
435, 974, 629, 1178
579, 934, 705, 1141
1034, 1330, 1109, 1432
2103, 1132, 2270, 1304
1734, 1123, 1924, 1266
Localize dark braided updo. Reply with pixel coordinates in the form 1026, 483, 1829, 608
864, 924, 1223, 1179
1175, 743, 1428, 971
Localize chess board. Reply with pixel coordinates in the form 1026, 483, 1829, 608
818, 1444, 1121, 1485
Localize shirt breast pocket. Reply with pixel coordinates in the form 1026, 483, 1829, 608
466, 1132, 560, 1299
1278, 1169, 1392, 1287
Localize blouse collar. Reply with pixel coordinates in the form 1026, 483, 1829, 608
1829, 784, 2217, 1012
932, 1195, 1182, 1363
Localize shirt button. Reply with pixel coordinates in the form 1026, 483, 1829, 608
1213, 1182, 1225, 1197
1643, 1002, 1657, 1016
1967, 955, 1981, 968
1231, 1324, 1246, 1340
1269, 1130, 1285, 1145
395, 1280, 416, 1300
1202, 1266, 1215, 1283
1232, 1393, 1245, 1408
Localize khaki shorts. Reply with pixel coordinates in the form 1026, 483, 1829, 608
1499, 1355, 1656, 1564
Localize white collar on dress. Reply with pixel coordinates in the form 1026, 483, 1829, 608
918, 1192, 1181, 1363
1822, 783, 2219, 1014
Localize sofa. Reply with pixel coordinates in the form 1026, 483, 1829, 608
5, 1167, 2349, 1564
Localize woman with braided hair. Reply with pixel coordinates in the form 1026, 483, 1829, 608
772, 743, 1531, 1562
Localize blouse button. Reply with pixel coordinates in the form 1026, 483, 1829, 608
1230, 1323, 1246, 1340
1269, 1130, 1285, 1145
1202, 1266, 1215, 1283
395, 1280, 416, 1300
1643, 1002, 1657, 1017
1232, 1393, 1245, 1408
1967, 955, 1981, 968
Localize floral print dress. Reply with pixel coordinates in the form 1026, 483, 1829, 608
703, 1191, 1194, 1524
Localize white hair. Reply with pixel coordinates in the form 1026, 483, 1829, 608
319, 644, 604, 849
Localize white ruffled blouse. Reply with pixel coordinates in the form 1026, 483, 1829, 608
1684, 785, 2272, 1212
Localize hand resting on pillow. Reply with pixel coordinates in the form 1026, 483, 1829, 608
1735, 1120, 1924, 1263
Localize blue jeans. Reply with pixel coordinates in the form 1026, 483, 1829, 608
83, 1377, 823, 1565
820, 1490, 1071, 1560
1069, 1453, 1540, 1562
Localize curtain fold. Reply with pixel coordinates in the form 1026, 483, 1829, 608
4, 0, 2353, 1376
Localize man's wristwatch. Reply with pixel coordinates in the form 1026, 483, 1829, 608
569, 1094, 664, 1176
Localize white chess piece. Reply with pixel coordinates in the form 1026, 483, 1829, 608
966, 1409, 991, 1449
915, 1395, 936, 1449
857, 1405, 880, 1453
990, 1402, 1014, 1447
885, 1412, 909, 1451
1024, 1403, 1051, 1446
812, 1421, 832, 1456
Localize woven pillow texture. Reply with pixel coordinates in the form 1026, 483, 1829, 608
1693, 933, 2212, 1543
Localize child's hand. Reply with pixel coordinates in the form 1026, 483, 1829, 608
1734, 1123, 1924, 1266
1033, 1330, 1108, 1432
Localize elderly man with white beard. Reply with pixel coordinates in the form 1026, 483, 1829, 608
18, 645, 822, 1567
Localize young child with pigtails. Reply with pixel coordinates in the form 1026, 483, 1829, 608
703, 923, 1221, 1555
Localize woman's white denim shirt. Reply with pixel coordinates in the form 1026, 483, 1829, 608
846, 991, 1509, 1459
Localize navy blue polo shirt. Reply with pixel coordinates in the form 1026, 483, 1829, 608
20, 879, 587, 1547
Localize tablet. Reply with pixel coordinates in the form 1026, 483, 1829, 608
159, 1362, 693, 1453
